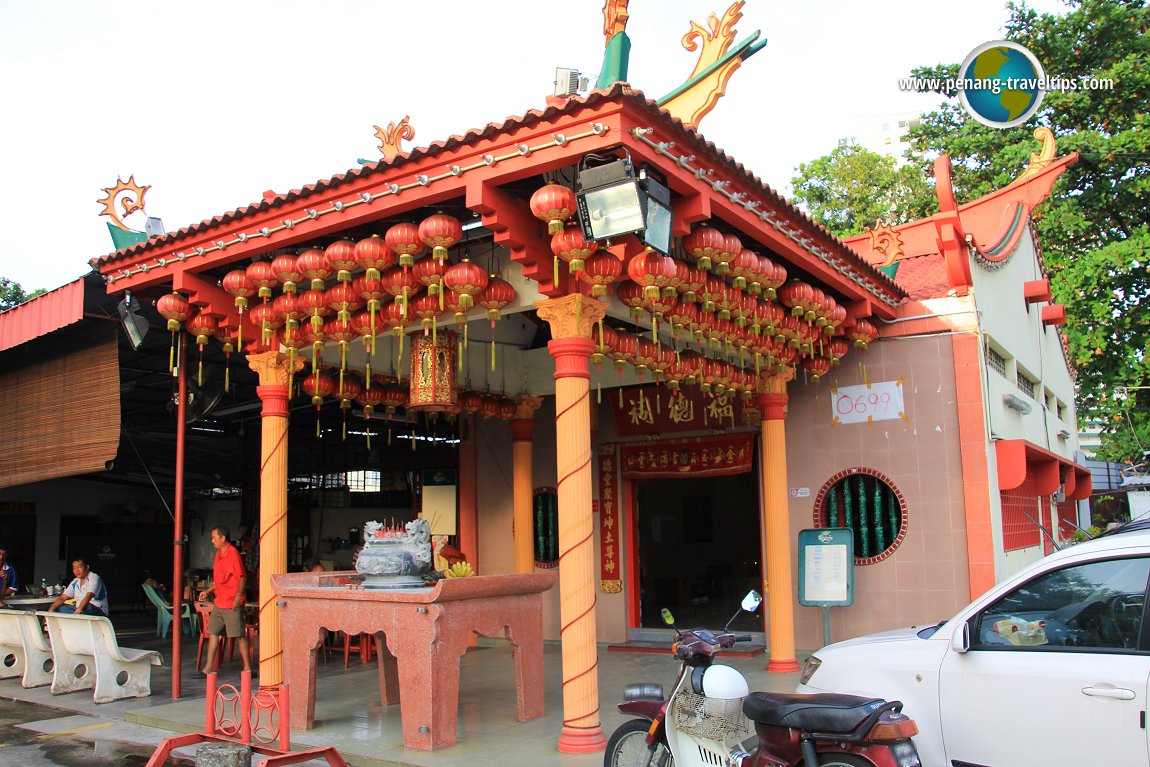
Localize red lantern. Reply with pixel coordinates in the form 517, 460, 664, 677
384, 266, 421, 319
274, 292, 303, 334
271, 253, 303, 294
779, 281, 814, 318
676, 263, 707, 304
615, 281, 647, 324
296, 247, 331, 291
478, 275, 515, 369
221, 269, 255, 350
249, 302, 282, 346
763, 258, 786, 300
351, 309, 380, 380
713, 232, 742, 276
459, 390, 485, 415
551, 224, 598, 281
848, 318, 879, 351
667, 298, 699, 341
731, 248, 757, 291
411, 293, 441, 336
356, 383, 386, 448
385, 222, 424, 268
300, 372, 334, 438
299, 288, 332, 332
326, 282, 361, 324
413, 256, 448, 307
325, 317, 357, 394
579, 251, 622, 297
626, 252, 676, 302
354, 234, 395, 282
353, 274, 387, 354
302, 321, 327, 378
682, 224, 725, 271
324, 239, 358, 283
443, 259, 488, 311
156, 292, 193, 372
185, 312, 218, 386
529, 183, 576, 235
380, 382, 409, 416
408, 330, 457, 412
827, 337, 850, 365
803, 356, 831, 383
384, 300, 411, 375
280, 324, 306, 382
418, 213, 463, 262
247, 260, 278, 300
214, 325, 239, 391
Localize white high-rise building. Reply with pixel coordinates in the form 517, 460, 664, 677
856, 111, 922, 166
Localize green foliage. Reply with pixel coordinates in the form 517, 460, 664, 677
790, 140, 937, 238
906, 0, 1150, 463
0, 277, 44, 311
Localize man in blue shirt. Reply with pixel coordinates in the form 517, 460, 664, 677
48, 557, 108, 616
0, 545, 19, 604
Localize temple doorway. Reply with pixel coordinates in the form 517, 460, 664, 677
634, 468, 762, 633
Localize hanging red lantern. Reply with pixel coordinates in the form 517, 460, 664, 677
418, 213, 463, 262
848, 318, 879, 351
380, 382, 409, 417
185, 312, 218, 386
325, 317, 357, 388
353, 274, 387, 352
384, 266, 421, 319
247, 260, 279, 300
300, 372, 334, 438
385, 222, 425, 269
411, 293, 441, 336
713, 232, 742, 276
356, 384, 386, 448
324, 239, 359, 284
666, 298, 699, 341
682, 224, 725, 271
274, 292, 303, 335
296, 247, 331, 291
215, 324, 238, 392
326, 281, 361, 324
676, 263, 707, 304
280, 324, 306, 382
354, 234, 396, 282
156, 292, 193, 372
384, 300, 410, 377
615, 281, 647, 324
249, 302, 282, 347
221, 269, 255, 351
551, 224, 598, 283
302, 322, 327, 380
334, 374, 363, 440
529, 183, 576, 235
764, 258, 787, 300
579, 251, 622, 297
626, 251, 676, 303
478, 276, 515, 370
443, 258, 488, 311
779, 281, 814, 318
699, 276, 725, 315
351, 310, 380, 382
730, 248, 757, 291
633, 338, 658, 379
413, 256, 448, 308
827, 337, 850, 365
498, 397, 517, 421
299, 288, 332, 333
803, 356, 831, 383
271, 253, 303, 294
828, 303, 847, 335
458, 390, 485, 415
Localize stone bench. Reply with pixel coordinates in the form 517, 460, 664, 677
0, 609, 54, 688
39, 611, 162, 703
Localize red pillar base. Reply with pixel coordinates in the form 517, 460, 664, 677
557, 726, 607, 753
767, 658, 802, 673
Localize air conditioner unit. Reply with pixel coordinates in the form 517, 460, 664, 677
1002, 393, 1033, 415
554, 67, 589, 97
1053, 486, 1066, 503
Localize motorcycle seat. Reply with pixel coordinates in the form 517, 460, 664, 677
742, 691, 887, 733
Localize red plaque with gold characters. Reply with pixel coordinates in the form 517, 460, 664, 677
598, 444, 621, 593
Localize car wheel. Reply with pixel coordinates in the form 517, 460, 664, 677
604, 719, 673, 767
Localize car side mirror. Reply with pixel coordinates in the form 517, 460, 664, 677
952, 619, 971, 653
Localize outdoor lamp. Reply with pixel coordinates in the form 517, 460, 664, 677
117, 291, 149, 351
576, 150, 673, 255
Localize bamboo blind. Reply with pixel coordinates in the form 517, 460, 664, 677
0, 325, 120, 488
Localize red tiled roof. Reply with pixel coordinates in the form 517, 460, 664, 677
888, 252, 951, 300
89, 85, 902, 300
0, 279, 85, 353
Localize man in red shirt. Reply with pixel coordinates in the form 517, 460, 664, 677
198, 526, 252, 674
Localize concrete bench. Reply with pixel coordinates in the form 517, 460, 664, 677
0, 609, 54, 688
39, 611, 162, 703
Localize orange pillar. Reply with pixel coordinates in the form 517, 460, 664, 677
759, 371, 800, 672
248, 350, 302, 688
512, 396, 544, 574
459, 413, 478, 570
535, 294, 607, 753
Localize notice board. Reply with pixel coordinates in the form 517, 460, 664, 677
798, 528, 854, 607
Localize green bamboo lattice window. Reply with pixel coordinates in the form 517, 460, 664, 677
533, 487, 559, 567
823, 471, 904, 562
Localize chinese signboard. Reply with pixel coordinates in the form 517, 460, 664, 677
608, 384, 754, 437
598, 444, 621, 593
620, 433, 755, 479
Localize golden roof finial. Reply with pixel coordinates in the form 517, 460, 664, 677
1015, 127, 1057, 184
602, 0, 630, 45
867, 220, 904, 267
97, 175, 150, 231
375, 116, 415, 161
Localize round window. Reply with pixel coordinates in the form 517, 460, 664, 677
814, 469, 907, 564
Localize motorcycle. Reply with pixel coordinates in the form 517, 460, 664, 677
605, 591, 921, 767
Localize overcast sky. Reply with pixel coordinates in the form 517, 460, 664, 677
0, 0, 1069, 294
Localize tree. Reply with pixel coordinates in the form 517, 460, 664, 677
790, 140, 937, 238
0, 277, 43, 311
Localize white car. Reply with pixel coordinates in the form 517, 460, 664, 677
797, 524, 1150, 767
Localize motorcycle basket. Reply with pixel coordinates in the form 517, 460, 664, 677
672, 692, 750, 741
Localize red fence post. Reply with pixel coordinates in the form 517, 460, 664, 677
205, 672, 217, 737
240, 670, 253, 744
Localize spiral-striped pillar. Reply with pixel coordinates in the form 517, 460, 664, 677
248, 351, 302, 688
758, 370, 800, 672
534, 294, 607, 753
512, 396, 544, 574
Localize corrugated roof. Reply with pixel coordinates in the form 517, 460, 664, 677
0, 279, 86, 353
88, 85, 903, 300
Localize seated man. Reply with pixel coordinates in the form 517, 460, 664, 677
48, 557, 108, 616
0, 545, 19, 606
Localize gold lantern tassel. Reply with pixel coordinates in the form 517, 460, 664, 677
411, 429, 416, 452
438, 286, 444, 312
365, 359, 372, 387
619, 386, 624, 408
197, 344, 205, 387
553, 255, 560, 288
388, 424, 393, 446
315, 410, 321, 439
656, 390, 661, 415
169, 333, 176, 374
342, 408, 347, 441
463, 322, 468, 350
365, 419, 372, 450
224, 356, 231, 393
459, 336, 464, 372
491, 337, 496, 371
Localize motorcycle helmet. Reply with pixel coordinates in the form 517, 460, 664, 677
698, 664, 749, 700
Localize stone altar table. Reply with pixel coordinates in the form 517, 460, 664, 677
271, 571, 556, 751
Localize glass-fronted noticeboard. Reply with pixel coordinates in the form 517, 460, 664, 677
798, 528, 854, 607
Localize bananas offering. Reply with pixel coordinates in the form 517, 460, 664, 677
444, 561, 475, 578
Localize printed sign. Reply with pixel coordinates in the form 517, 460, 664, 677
789, 487, 810, 498
831, 380, 906, 425
798, 528, 854, 607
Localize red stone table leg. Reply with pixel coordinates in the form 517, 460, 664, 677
374, 633, 400, 705
390, 614, 464, 750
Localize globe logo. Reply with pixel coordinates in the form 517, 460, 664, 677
958, 40, 1046, 128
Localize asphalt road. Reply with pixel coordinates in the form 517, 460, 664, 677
0, 698, 192, 767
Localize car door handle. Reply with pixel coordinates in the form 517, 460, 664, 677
1082, 686, 1136, 700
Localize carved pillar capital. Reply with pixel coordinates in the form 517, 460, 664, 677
514, 395, 544, 420
756, 369, 793, 421
247, 350, 303, 387
534, 294, 606, 340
